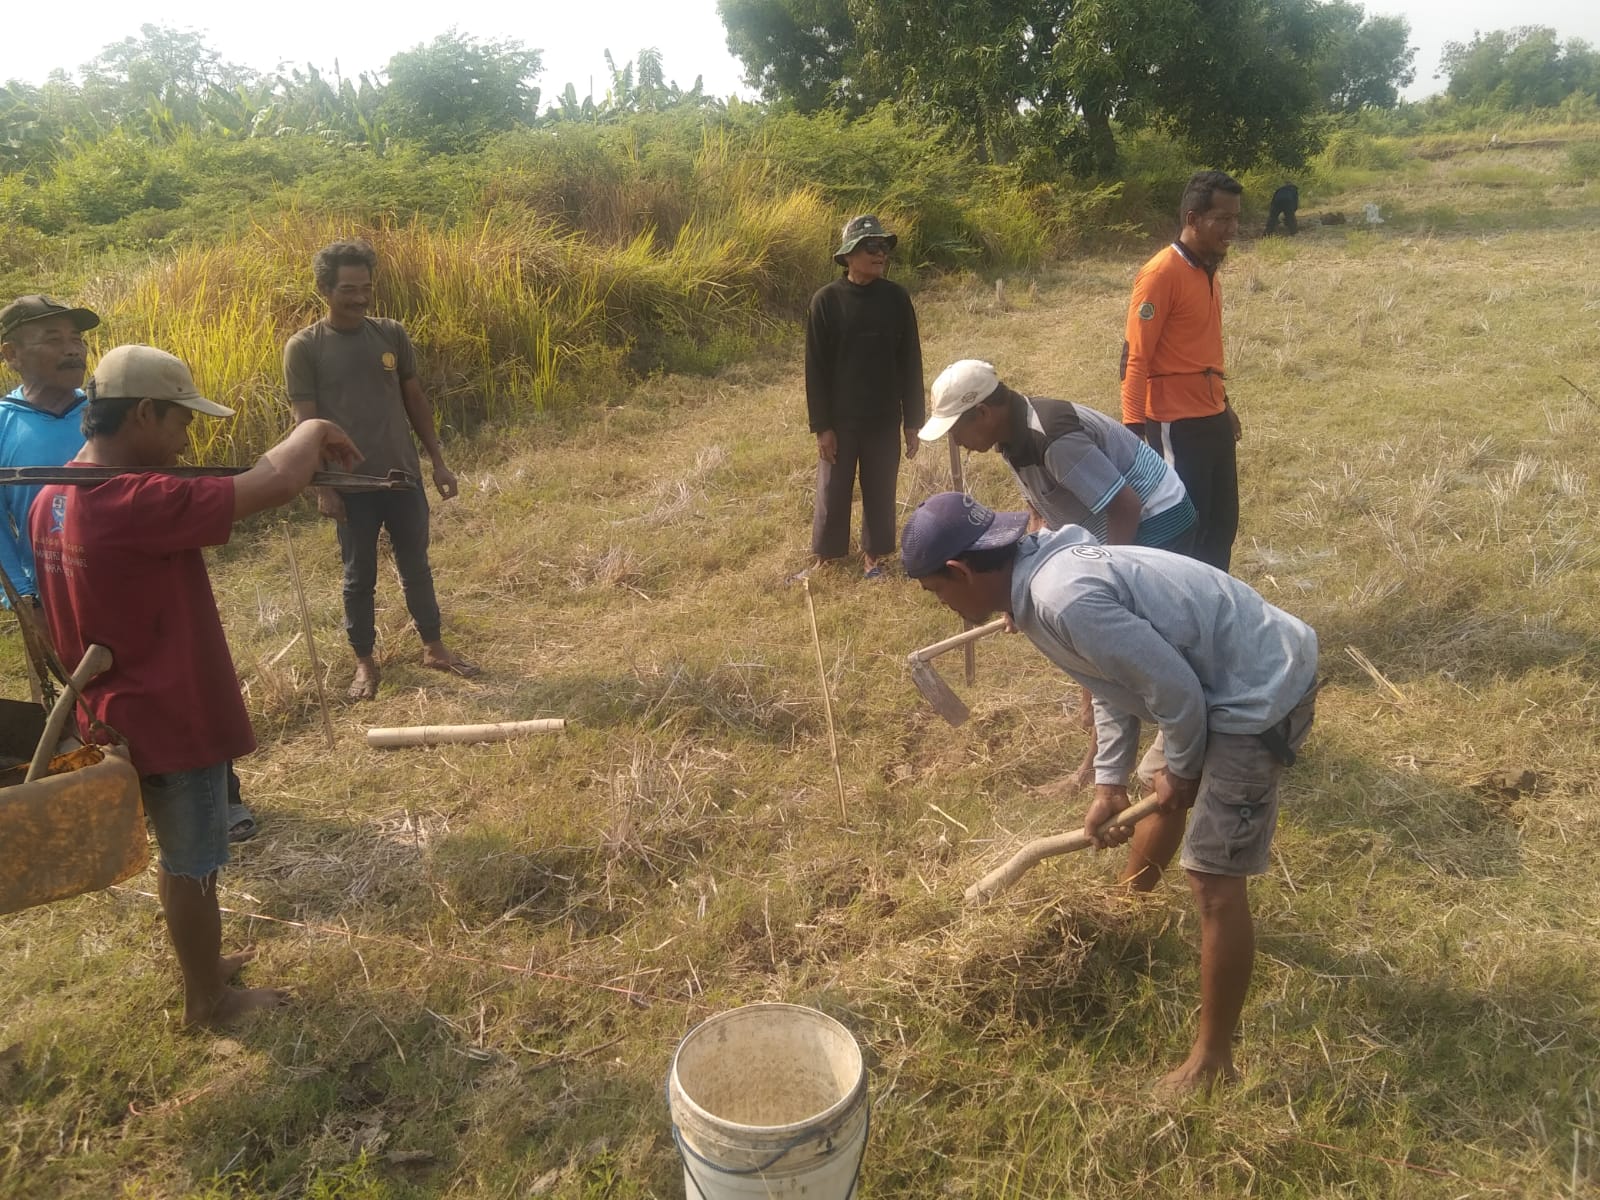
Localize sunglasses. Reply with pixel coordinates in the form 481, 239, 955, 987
857, 237, 892, 254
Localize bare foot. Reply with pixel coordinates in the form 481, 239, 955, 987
216, 946, 258, 985
186, 984, 292, 1030
347, 658, 380, 701
421, 644, 481, 678
1153, 1053, 1239, 1102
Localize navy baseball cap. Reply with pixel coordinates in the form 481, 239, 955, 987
901, 492, 1029, 579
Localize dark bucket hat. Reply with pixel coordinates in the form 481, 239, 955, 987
833, 215, 898, 266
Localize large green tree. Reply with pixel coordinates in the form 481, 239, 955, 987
1441, 27, 1600, 109
1311, 1, 1415, 111
381, 29, 543, 150
717, 0, 863, 111
720, 0, 1341, 171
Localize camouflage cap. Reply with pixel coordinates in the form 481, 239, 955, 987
833, 214, 898, 265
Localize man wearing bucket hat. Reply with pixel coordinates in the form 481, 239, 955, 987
920, 358, 1198, 789
796, 214, 924, 582
901, 491, 1318, 1095
30, 345, 361, 1028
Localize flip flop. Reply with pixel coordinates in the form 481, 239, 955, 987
424, 656, 482, 679
347, 667, 380, 701
227, 810, 259, 844
862, 563, 888, 581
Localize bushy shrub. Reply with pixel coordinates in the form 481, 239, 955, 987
1563, 140, 1600, 183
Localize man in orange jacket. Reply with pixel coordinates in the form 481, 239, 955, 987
1120, 171, 1243, 572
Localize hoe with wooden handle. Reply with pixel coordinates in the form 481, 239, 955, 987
964, 793, 1165, 904
907, 618, 1008, 725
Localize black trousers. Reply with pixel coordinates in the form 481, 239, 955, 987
336, 488, 442, 656
1265, 201, 1298, 236
1147, 411, 1238, 572
812, 425, 902, 560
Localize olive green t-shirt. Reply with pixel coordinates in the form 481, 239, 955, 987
283, 317, 422, 484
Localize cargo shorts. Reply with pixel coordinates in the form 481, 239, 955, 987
1136, 686, 1318, 877
141, 761, 232, 880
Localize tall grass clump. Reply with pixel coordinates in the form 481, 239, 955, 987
94, 189, 835, 460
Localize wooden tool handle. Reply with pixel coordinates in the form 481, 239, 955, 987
911, 618, 1009, 663
964, 793, 1166, 904
366, 719, 566, 748
26, 643, 112, 783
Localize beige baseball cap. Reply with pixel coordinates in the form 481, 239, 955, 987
918, 359, 1001, 441
87, 345, 235, 417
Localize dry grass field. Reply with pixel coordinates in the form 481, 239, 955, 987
3, 139, 1600, 1198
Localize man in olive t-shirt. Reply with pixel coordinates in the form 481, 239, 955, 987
283, 239, 479, 700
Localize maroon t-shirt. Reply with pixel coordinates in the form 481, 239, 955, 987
30, 469, 257, 776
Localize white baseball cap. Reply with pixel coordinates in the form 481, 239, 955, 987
918, 359, 1001, 441
87, 345, 235, 417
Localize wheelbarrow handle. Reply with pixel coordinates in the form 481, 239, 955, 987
26, 644, 113, 784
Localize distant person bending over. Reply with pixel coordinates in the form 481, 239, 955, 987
796, 214, 923, 583
284, 239, 479, 700
1121, 170, 1244, 572
1, 296, 262, 842
1264, 183, 1299, 236
31, 345, 360, 1027
918, 358, 1197, 789
901, 492, 1318, 1096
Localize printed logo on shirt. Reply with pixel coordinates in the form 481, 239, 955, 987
1138, 302, 1156, 321
49, 494, 66, 535
381, 352, 397, 371
1070, 545, 1109, 560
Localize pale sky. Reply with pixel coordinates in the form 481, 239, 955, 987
5, 0, 1599, 104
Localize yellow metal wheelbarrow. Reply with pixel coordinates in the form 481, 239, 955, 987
0, 643, 145, 917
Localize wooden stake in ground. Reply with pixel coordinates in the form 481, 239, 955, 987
802, 578, 847, 821
947, 438, 977, 686
283, 525, 335, 748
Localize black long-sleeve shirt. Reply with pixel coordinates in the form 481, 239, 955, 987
804, 275, 925, 434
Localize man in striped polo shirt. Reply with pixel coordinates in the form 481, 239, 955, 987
1121, 170, 1243, 572
920, 358, 1197, 786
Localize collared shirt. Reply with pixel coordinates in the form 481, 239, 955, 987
997, 392, 1193, 547
1119, 242, 1227, 426
0, 386, 87, 600
1010, 525, 1318, 783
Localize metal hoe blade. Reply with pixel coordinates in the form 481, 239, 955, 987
909, 655, 971, 726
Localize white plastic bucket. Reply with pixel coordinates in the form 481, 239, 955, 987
667, 1003, 868, 1199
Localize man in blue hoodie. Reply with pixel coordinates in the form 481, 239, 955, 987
902, 491, 1319, 1095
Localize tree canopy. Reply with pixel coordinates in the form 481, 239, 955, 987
719, 0, 1417, 172
1440, 27, 1600, 110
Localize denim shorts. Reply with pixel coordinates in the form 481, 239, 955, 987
141, 761, 231, 879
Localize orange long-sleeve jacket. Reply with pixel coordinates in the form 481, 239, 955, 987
1119, 242, 1227, 426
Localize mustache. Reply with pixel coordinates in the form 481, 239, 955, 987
56, 358, 86, 370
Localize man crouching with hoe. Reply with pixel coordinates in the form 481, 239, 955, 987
30, 346, 361, 1028
901, 491, 1318, 1095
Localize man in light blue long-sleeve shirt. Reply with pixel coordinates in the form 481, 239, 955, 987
0, 295, 98, 607
902, 491, 1319, 1096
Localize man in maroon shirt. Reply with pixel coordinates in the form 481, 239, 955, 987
32, 345, 359, 1028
